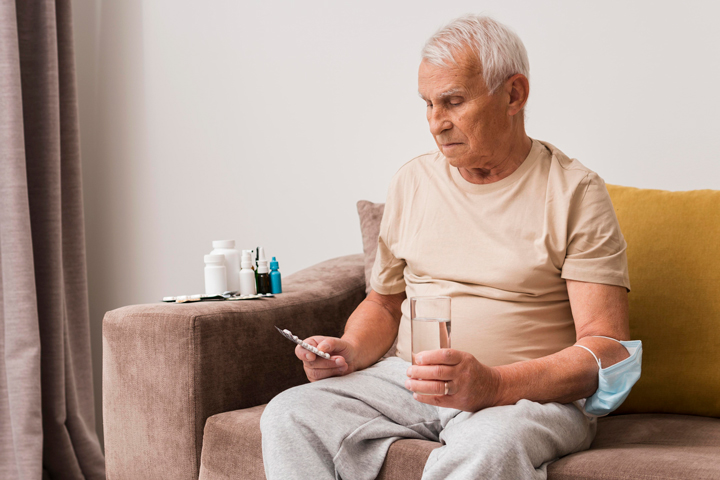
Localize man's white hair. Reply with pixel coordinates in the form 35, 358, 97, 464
422, 14, 529, 95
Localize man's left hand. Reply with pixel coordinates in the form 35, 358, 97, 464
405, 349, 502, 412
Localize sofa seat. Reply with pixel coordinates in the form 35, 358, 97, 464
198, 405, 720, 480
547, 413, 720, 480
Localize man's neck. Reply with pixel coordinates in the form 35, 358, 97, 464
458, 135, 533, 185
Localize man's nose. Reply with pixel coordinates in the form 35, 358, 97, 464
428, 106, 451, 136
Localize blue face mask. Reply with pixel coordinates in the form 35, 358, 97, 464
574, 336, 643, 417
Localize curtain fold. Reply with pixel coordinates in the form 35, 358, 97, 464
0, 0, 105, 478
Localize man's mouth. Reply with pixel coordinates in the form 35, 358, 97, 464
441, 142, 463, 149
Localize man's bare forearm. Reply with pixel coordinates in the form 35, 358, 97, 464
341, 290, 405, 371
494, 280, 631, 406
493, 337, 630, 406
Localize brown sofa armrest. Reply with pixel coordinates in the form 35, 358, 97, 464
103, 254, 366, 480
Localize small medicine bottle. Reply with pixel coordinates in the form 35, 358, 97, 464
270, 257, 282, 294
239, 252, 257, 296
210, 240, 240, 293
204, 254, 227, 295
256, 258, 271, 295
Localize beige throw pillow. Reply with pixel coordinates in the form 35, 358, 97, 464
357, 200, 397, 358
356, 200, 385, 294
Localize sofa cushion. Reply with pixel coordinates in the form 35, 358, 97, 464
607, 185, 720, 417
548, 413, 720, 480
357, 200, 385, 295
200, 406, 720, 480
199, 405, 266, 480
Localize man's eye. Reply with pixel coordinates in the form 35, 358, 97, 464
449, 101, 462, 106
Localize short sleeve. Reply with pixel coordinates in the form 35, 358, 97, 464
561, 172, 631, 291
369, 175, 407, 295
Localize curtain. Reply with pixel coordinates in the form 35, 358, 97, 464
0, 0, 105, 478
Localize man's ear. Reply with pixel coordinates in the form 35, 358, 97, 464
505, 74, 529, 116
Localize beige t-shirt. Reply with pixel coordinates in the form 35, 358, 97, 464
370, 139, 630, 367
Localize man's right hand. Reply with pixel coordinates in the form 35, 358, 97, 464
296, 336, 357, 382
296, 290, 405, 382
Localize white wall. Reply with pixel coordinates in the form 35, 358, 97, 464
72, 0, 720, 447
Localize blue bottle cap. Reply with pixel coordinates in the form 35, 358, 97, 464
270, 256, 279, 269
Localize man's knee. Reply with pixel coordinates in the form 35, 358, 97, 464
261, 384, 313, 435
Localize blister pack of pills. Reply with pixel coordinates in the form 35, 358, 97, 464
275, 326, 331, 360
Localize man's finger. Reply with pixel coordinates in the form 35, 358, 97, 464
295, 343, 317, 361
412, 391, 451, 407
306, 365, 348, 382
294, 336, 330, 361
405, 379, 451, 396
414, 348, 461, 366
302, 353, 347, 369
406, 364, 453, 381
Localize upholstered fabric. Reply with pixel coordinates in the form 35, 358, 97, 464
607, 185, 720, 418
199, 406, 266, 480
357, 200, 385, 294
548, 414, 720, 479
200, 405, 720, 480
103, 254, 366, 480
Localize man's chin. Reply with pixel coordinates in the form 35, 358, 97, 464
444, 155, 466, 168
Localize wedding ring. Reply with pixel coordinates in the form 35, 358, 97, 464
444, 381, 449, 396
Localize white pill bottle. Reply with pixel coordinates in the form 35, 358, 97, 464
204, 254, 227, 295
210, 240, 240, 292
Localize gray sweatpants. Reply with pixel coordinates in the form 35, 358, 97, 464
260, 357, 596, 480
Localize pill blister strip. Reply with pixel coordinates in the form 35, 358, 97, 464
275, 326, 331, 360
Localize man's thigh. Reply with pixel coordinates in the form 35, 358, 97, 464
423, 400, 596, 480
266, 357, 439, 428
261, 357, 443, 479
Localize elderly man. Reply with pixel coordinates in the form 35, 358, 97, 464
261, 14, 639, 480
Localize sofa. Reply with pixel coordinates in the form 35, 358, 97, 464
103, 185, 720, 479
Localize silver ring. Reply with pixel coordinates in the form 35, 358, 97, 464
444, 381, 449, 396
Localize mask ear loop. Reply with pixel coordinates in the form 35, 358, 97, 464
588, 335, 623, 344
573, 344, 602, 369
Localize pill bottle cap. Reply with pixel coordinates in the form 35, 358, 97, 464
212, 240, 235, 249
270, 256, 279, 269
204, 254, 225, 265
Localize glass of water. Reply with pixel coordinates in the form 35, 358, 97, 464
410, 296, 451, 367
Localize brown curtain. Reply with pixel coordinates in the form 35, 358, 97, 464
0, 0, 105, 478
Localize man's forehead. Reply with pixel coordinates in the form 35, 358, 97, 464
418, 60, 484, 99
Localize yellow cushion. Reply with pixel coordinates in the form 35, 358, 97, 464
607, 185, 720, 418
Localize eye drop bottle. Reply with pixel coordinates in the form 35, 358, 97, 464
270, 257, 282, 294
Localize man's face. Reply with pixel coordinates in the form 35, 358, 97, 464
418, 52, 514, 169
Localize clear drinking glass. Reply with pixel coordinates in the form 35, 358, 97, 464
410, 296, 451, 367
